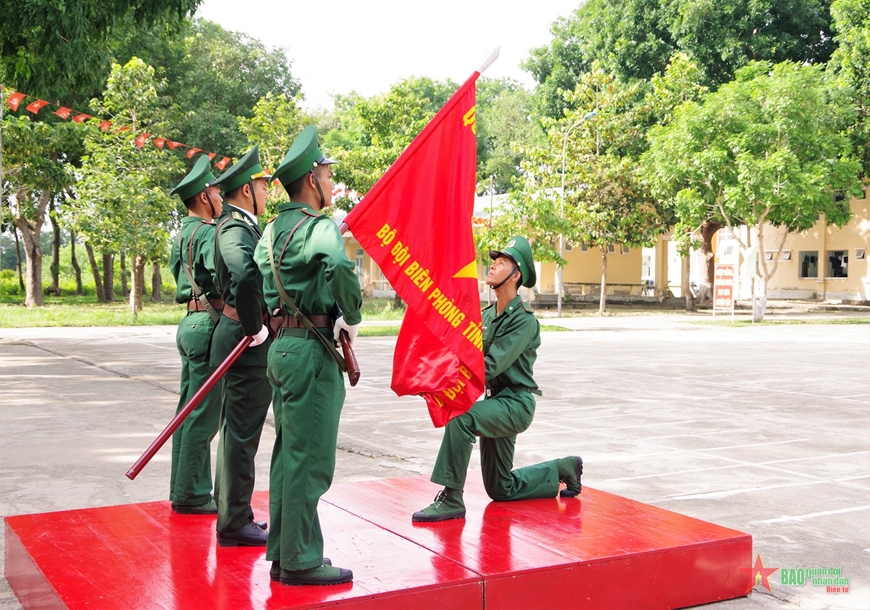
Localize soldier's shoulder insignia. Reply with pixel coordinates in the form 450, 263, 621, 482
520, 300, 534, 313
231, 211, 244, 221
482, 302, 496, 311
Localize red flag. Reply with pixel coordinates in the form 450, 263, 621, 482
186, 147, 202, 159
207, 152, 216, 160
134, 133, 150, 147
152, 137, 166, 149
167, 141, 183, 150
116, 125, 130, 132
6, 92, 26, 111
25, 99, 49, 114
215, 156, 230, 170
54, 107, 72, 119
72, 113, 92, 123
343, 73, 483, 427
99, 120, 112, 131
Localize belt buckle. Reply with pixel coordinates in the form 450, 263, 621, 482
485, 388, 492, 398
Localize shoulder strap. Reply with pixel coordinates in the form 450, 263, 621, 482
212, 215, 235, 296
264, 218, 347, 372
179, 222, 220, 322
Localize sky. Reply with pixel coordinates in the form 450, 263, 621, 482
195, 0, 581, 109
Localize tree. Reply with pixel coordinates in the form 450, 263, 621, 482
0, 0, 199, 100
829, 0, 870, 175
1, 115, 80, 306
476, 78, 546, 194
525, 0, 836, 118
63, 58, 184, 315
642, 61, 861, 322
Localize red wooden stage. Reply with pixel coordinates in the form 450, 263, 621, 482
5, 476, 752, 609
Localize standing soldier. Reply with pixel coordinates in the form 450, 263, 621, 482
168, 155, 224, 514
412, 236, 583, 522
208, 146, 272, 546
255, 126, 362, 586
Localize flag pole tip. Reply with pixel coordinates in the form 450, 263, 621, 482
477, 47, 500, 74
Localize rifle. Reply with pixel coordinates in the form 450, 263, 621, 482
126, 335, 252, 480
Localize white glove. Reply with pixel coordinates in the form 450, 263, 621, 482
333, 316, 359, 345
249, 324, 269, 347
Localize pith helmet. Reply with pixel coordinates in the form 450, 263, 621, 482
272, 125, 336, 188
169, 155, 215, 202
489, 236, 536, 288
209, 145, 270, 193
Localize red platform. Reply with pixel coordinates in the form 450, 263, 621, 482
5, 476, 752, 609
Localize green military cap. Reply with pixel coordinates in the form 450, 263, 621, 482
489, 236, 537, 288
272, 125, 336, 187
169, 155, 216, 202
209, 145, 271, 193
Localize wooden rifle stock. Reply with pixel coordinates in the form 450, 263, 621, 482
340, 329, 360, 386
126, 335, 253, 480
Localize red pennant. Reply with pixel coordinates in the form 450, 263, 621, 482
72, 113, 92, 123
25, 99, 49, 114
99, 120, 112, 131
134, 133, 150, 147
152, 137, 166, 149
215, 156, 230, 170
167, 141, 183, 150
6, 92, 26, 111
185, 148, 202, 159
344, 73, 483, 427
115, 126, 130, 132
207, 152, 216, 161
54, 107, 72, 119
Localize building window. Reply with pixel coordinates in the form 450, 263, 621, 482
621, 245, 630, 255
781, 250, 792, 262
607, 244, 616, 254
764, 251, 774, 261
827, 250, 848, 278
855, 248, 865, 260
565, 242, 573, 251
580, 244, 589, 252
799, 251, 818, 278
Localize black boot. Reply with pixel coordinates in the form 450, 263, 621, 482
557, 456, 583, 497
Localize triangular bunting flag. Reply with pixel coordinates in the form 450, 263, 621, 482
167, 141, 183, 150
207, 152, 216, 160
72, 114, 92, 123
185, 148, 202, 159
6, 92, 26, 111
215, 157, 231, 170
54, 107, 72, 119
134, 133, 150, 147
152, 137, 166, 149
99, 120, 112, 131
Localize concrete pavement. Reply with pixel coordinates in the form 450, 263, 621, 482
1, 313, 868, 609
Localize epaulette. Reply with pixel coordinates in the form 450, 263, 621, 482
231, 211, 245, 221
520, 300, 534, 313
482, 302, 496, 311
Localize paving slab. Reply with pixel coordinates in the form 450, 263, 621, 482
1, 314, 868, 609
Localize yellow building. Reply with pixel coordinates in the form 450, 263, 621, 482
707, 190, 869, 301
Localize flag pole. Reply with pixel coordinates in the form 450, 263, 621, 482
477, 47, 500, 74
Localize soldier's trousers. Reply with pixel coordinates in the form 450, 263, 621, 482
170, 312, 221, 506
431, 388, 560, 500
214, 363, 271, 534
266, 330, 344, 571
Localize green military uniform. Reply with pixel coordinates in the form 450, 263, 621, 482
254, 127, 362, 573
422, 237, 580, 517
168, 156, 222, 511
208, 147, 273, 536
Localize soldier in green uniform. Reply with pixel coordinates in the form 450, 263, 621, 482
208, 146, 272, 546
254, 126, 362, 586
413, 236, 583, 522
168, 155, 224, 515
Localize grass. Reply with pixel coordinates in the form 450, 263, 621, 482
0, 299, 184, 327
697, 317, 870, 326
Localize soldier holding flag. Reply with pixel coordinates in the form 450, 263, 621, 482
413, 236, 583, 522
167, 155, 224, 515
254, 126, 362, 586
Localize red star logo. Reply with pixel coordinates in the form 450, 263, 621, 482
740, 554, 778, 591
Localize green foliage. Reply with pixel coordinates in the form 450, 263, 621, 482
63, 59, 184, 259
829, 0, 870, 174
0, 0, 199, 99
525, 0, 836, 118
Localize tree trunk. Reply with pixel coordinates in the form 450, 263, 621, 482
48, 209, 61, 296
698, 220, 721, 304
753, 274, 767, 322
70, 232, 83, 295
102, 253, 115, 301
13, 189, 52, 307
12, 224, 24, 290
85, 242, 106, 303
598, 245, 608, 314
120, 252, 129, 297
151, 261, 162, 302
684, 242, 694, 312
130, 255, 145, 315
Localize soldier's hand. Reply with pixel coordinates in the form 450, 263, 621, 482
249, 325, 269, 347
334, 316, 359, 345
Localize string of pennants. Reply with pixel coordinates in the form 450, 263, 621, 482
3, 88, 232, 170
